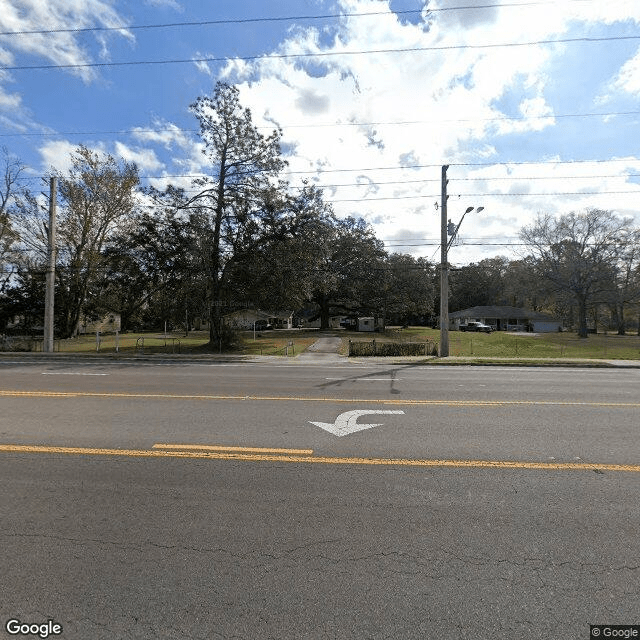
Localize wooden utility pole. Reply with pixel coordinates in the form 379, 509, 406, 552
439, 165, 449, 357
43, 176, 56, 353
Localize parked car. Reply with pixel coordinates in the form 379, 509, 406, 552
459, 321, 492, 333
254, 320, 273, 331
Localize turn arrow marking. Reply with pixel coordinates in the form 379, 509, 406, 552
310, 410, 405, 437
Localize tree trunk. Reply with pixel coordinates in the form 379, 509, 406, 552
320, 293, 330, 330
208, 276, 222, 347
577, 295, 588, 338
616, 303, 626, 335
207, 151, 227, 349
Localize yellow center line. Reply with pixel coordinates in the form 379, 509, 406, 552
0, 390, 639, 408
1, 443, 639, 473
153, 443, 314, 455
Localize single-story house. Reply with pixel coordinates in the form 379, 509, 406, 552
300, 316, 347, 329
449, 306, 562, 332
223, 309, 294, 330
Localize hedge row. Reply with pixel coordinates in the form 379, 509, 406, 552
348, 340, 437, 357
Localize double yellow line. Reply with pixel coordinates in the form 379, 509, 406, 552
1, 389, 640, 408
1, 443, 639, 473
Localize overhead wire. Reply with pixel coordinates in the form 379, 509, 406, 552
4, 33, 639, 72
0, 1, 596, 37
2, 109, 640, 139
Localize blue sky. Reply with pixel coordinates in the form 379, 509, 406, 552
2, 0, 640, 265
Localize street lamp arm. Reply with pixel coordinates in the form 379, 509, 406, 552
447, 206, 475, 250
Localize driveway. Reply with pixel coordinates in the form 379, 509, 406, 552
296, 336, 344, 362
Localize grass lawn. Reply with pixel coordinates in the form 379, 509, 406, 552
33, 329, 319, 357
343, 327, 640, 360
235, 330, 318, 356
7, 326, 640, 360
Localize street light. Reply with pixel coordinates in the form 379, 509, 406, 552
439, 204, 484, 357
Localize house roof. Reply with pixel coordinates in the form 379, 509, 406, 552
449, 306, 558, 321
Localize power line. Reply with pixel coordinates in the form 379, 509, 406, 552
3, 110, 640, 139
12, 160, 640, 187
331, 190, 640, 202
4, 34, 638, 72
0, 1, 590, 36
137, 158, 640, 179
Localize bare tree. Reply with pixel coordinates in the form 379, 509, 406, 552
55, 146, 139, 337
608, 227, 640, 334
520, 209, 633, 338
0, 147, 26, 292
13, 146, 139, 337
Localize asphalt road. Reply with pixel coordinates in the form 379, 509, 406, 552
1, 357, 639, 639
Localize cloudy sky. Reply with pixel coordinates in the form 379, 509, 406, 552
2, 0, 640, 265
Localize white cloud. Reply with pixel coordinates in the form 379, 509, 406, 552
132, 120, 194, 151
611, 47, 640, 96
145, 0, 183, 9
38, 140, 83, 174
0, 0, 133, 81
0, 0, 133, 133
215, 0, 640, 262
114, 142, 164, 172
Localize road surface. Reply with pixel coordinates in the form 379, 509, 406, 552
1, 358, 638, 639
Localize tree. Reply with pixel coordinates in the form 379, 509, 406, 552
308, 216, 387, 328
156, 82, 287, 347
0, 147, 26, 293
14, 146, 139, 338
223, 183, 335, 314
382, 253, 436, 325
98, 208, 202, 331
520, 209, 633, 338
55, 146, 139, 337
607, 228, 640, 334
449, 257, 508, 311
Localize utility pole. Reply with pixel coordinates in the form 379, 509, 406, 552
43, 176, 56, 353
439, 165, 449, 357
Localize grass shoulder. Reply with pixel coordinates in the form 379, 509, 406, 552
343, 326, 640, 360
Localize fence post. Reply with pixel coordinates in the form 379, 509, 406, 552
373, 339, 376, 356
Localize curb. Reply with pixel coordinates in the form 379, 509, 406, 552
1, 352, 640, 368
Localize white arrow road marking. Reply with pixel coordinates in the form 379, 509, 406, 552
310, 409, 405, 437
